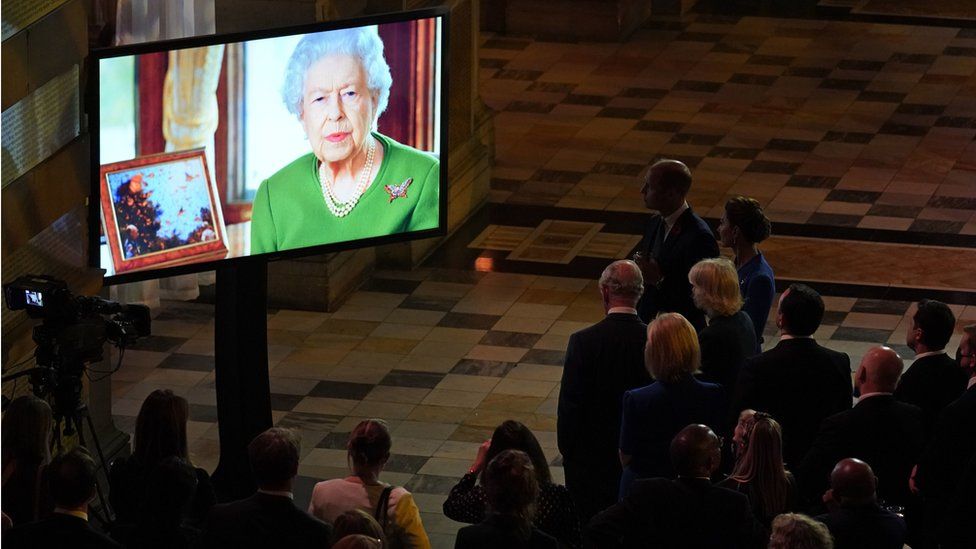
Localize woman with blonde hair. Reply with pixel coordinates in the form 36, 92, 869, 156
617, 313, 728, 497
719, 412, 796, 527
769, 513, 833, 549
689, 257, 757, 390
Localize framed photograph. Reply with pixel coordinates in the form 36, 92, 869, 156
99, 149, 228, 274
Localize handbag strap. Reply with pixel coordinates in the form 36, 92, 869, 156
374, 485, 394, 528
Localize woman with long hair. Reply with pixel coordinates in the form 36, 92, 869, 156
444, 420, 580, 547
1, 395, 53, 526
719, 412, 796, 527
454, 450, 558, 548
308, 419, 431, 549
109, 389, 215, 527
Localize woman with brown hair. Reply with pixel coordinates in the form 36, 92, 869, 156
444, 420, 579, 547
308, 419, 430, 549
454, 450, 557, 548
719, 412, 796, 527
1, 395, 53, 526
109, 389, 215, 527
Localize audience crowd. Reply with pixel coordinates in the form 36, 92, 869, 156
2, 160, 974, 549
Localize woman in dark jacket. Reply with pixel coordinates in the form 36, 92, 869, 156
689, 257, 757, 391
445, 421, 579, 548
455, 450, 557, 549
109, 389, 215, 528
1, 395, 53, 526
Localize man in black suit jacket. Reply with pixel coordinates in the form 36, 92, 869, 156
632, 159, 719, 331
895, 300, 967, 436
914, 326, 976, 549
6, 447, 121, 549
733, 283, 852, 469
199, 428, 332, 548
585, 424, 765, 548
800, 346, 924, 509
558, 260, 651, 522
815, 458, 906, 549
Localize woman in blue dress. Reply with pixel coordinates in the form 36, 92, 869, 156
717, 196, 774, 353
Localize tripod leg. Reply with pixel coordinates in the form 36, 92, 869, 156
74, 414, 115, 526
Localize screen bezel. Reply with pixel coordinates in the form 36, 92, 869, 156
89, 7, 450, 286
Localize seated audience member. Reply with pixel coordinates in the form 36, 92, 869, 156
110, 456, 201, 548
6, 447, 121, 548
455, 449, 558, 549
733, 283, 852, 469
333, 534, 384, 549
731, 409, 758, 460
895, 300, 967, 435
800, 346, 923, 510
815, 458, 905, 549
1, 395, 53, 526
768, 513, 833, 549
618, 313, 727, 496
718, 413, 796, 527
110, 389, 215, 527
689, 257, 757, 390
586, 424, 764, 548
558, 260, 650, 523
332, 509, 386, 546
309, 419, 430, 548
445, 420, 579, 547
717, 196, 774, 351
914, 325, 976, 549
199, 428, 333, 548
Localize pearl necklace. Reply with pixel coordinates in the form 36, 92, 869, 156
319, 137, 376, 218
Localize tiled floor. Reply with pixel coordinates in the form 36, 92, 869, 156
108, 11, 976, 549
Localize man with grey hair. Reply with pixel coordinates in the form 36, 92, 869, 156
558, 260, 651, 522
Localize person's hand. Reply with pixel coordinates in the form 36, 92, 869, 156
909, 464, 919, 495
632, 252, 662, 286
469, 439, 491, 474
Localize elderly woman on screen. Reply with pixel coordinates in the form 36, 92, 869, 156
250, 26, 439, 254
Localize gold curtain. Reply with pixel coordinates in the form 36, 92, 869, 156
162, 44, 225, 151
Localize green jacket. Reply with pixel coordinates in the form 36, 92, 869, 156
250, 132, 439, 254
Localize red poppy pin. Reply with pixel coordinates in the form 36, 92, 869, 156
385, 178, 413, 203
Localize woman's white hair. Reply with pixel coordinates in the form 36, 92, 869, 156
281, 26, 393, 125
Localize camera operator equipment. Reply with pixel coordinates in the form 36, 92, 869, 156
2, 275, 151, 525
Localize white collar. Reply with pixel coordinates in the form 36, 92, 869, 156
780, 334, 813, 341
856, 391, 892, 403
257, 489, 294, 499
913, 350, 946, 360
664, 201, 689, 229
968, 376, 976, 390
608, 307, 639, 316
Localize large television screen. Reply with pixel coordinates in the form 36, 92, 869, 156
91, 8, 448, 284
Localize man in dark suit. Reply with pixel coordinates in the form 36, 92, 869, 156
800, 346, 924, 509
6, 447, 121, 548
815, 458, 906, 549
914, 325, 976, 549
632, 159, 719, 331
199, 428, 332, 548
558, 259, 650, 522
895, 300, 966, 435
584, 424, 765, 548
733, 283, 852, 469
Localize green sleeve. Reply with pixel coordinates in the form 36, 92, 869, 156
406, 159, 440, 232
250, 179, 277, 254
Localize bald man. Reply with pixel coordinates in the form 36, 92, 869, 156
632, 159, 719, 330
585, 425, 764, 548
800, 347, 924, 509
815, 458, 906, 549
559, 260, 652, 521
